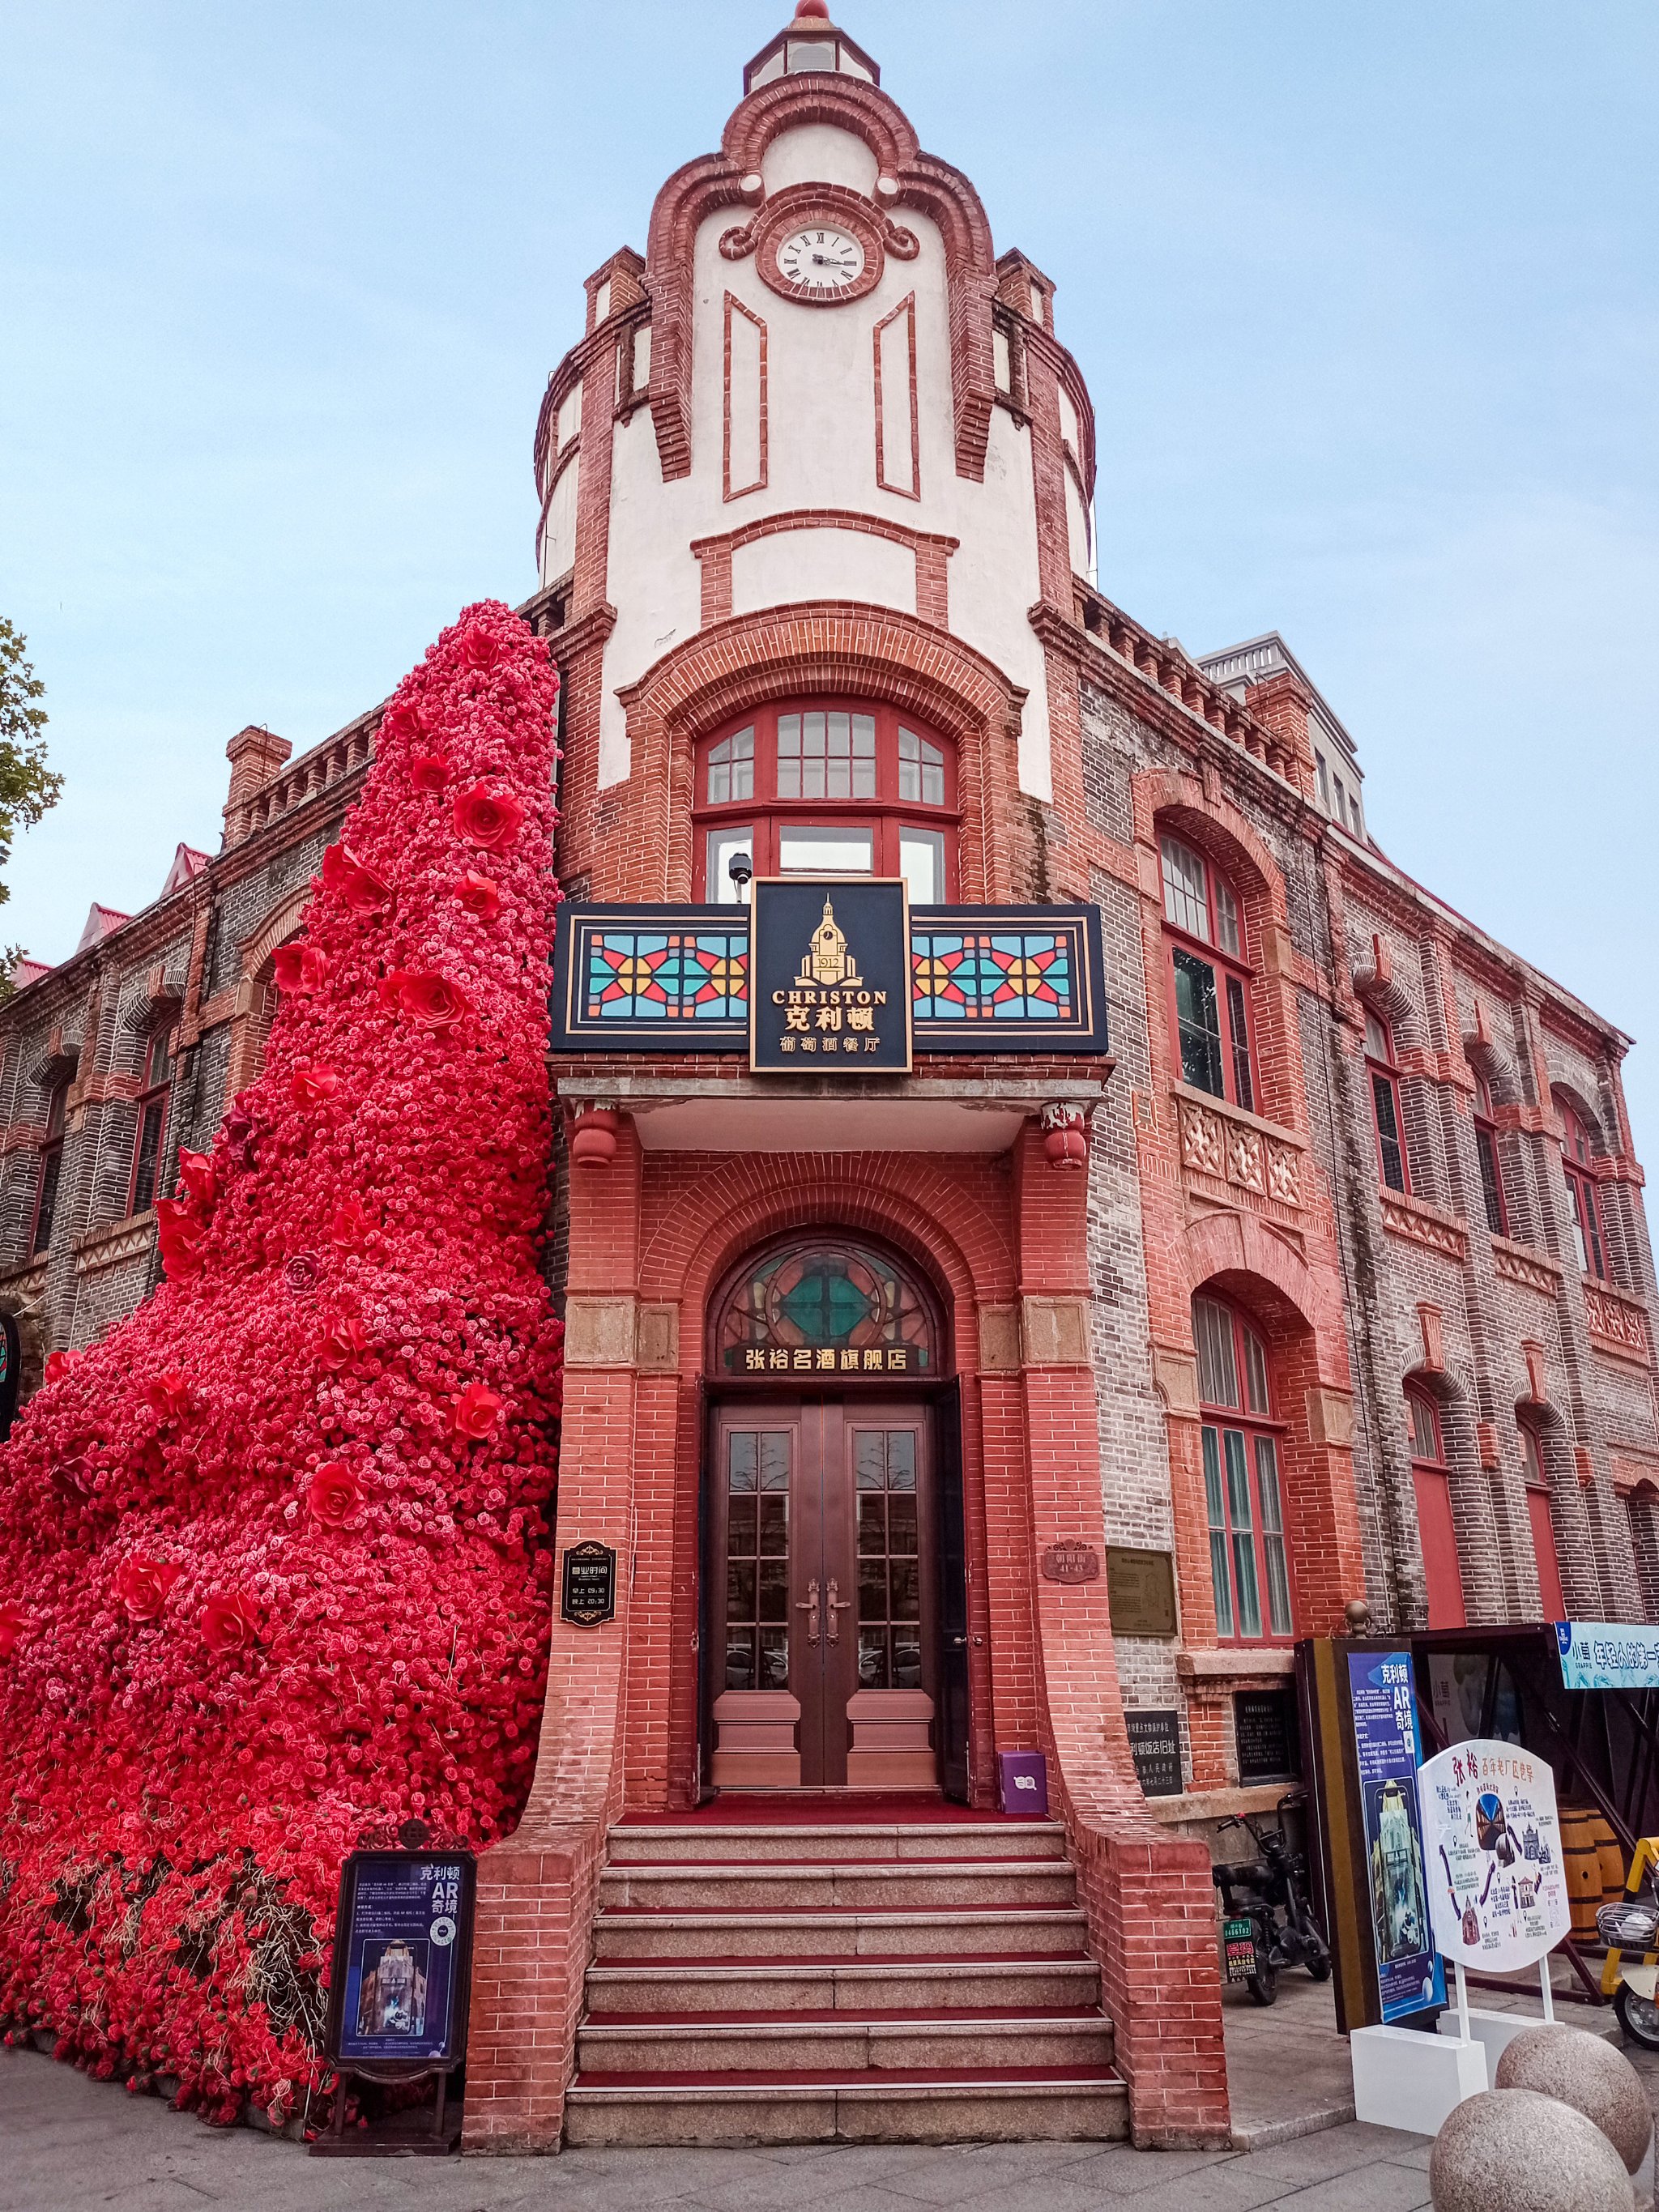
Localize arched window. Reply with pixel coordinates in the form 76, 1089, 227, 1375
714, 1236, 940, 1378
1472, 1068, 1508, 1237
30, 1080, 68, 1255
1627, 1485, 1659, 1625
1407, 1387, 1464, 1628
1559, 1099, 1608, 1281
128, 1022, 177, 1217
1364, 1009, 1409, 1195
694, 702, 957, 906
1193, 1294, 1291, 1642
1160, 833, 1256, 1112
1520, 1419, 1566, 1621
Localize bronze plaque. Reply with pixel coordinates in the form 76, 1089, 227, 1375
1040, 1541, 1101, 1584
1105, 1546, 1177, 1638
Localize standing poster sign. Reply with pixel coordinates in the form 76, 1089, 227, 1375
1348, 1650, 1446, 2022
1419, 1740, 1569, 1971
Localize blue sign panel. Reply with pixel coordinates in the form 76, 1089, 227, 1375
1348, 1650, 1445, 2022
1556, 1620, 1659, 1690
334, 1852, 472, 2066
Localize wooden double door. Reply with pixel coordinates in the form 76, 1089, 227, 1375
706, 1396, 967, 1792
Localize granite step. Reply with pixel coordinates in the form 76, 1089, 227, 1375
576, 2010, 1115, 2074
596, 1859, 1077, 1913
582, 1954, 1102, 2014
608, 1821, 1068, 1865
591, 1907, 1092, 1961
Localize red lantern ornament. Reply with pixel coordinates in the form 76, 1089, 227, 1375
1041, 1106, 1090, 1170
569, 1107, 619, 1169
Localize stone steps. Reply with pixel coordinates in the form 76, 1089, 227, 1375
565, 1814, 1124, 2147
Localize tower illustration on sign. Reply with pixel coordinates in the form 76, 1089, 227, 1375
801, 897, 860, 989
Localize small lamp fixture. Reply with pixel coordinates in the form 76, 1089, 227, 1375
727, 850, 754, 905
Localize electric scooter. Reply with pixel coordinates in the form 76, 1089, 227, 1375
1597, 1834, 1659, 2049
1211, 1792, 1333, 2006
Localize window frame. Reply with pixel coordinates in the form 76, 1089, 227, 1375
693, 701, 960, 905
1472, 1068, 1508, 1238
1363, 1007, 1410, 1196
1406, 1385, 1465, 1629
1194, 1293, 1294, 1647
1158, 833, 1258, 1115
126, 1023, 177, 1220
1559, 1100, 1609, 1281
1520, 1417, 1567, 1621
29, 1080, 69, 1256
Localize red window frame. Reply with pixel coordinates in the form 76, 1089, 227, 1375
127, 1025, 176, 1219
1193, 1293, 1294, 1644
1520, 1420, 1566, 1620
1472, 1068, 1508, 1237
29, 1080, 68, 1256
1363, 1008, 1410, 1194
692, 700, 959, 903
1159, 833, 1257, 1113
1559, 1100, 1608, 1281
1407, 1387, 1465, 1628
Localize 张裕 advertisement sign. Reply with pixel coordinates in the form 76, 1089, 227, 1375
1348, 1650, 1446, 2022
1555, 1621, 1659, 1691
1418, 1739, 1569, 1971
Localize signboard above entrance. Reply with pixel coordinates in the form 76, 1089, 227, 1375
547, 901, 1110, 1055
749, 879, 912, 1074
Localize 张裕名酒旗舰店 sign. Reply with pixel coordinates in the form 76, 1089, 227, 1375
749, 880, 912, 1074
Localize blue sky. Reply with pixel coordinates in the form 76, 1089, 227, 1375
3, 2, 1656, 1139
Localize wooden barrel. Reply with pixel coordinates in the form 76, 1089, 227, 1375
1589, 1815, 1627, 1899
1562, 1811, 1606, 1936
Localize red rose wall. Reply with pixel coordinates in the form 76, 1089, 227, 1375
0, 603, 565, 2128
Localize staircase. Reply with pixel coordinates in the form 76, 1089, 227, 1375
563, 1812, 1128, 2146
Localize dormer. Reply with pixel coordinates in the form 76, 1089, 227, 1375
743, 2, 880, 94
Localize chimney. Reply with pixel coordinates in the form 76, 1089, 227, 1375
222, 726, 292, 849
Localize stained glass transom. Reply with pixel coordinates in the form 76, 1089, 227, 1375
911, 931, 1076, 1022
584, 930, 748, 1022
719, 1240, 936, 1375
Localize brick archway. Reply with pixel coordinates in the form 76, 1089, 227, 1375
614, 603, 1030, 902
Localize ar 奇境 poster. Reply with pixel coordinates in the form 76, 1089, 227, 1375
1348, 1650, 1446, 2022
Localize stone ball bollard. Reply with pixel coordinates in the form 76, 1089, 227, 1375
1495, 2022, 1653, 2176
1431, 2088, 1635, 2212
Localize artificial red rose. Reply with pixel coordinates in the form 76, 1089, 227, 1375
200, 1592, 261, 1657
271, 944, 331, 993
43, 1351, 79, 1387
453, 782, 525, 852
147, 1371, 193, 1421
157, 1229, 204, 1283
307, 1462, 364, 1528
452, 1382, 505, 1441
318, 1317, 368, 1369
284, 1253, 321, 1295
461, 627, 500, 669
329, 1196, 376, 1248
382, 971, 468, 1029
114, 1557, 180, 1622
291, 1064, 339, 1106
0, 1600, 27, 1657
175, 1149, 218, 1206
380, 696, 428, 746
455, 872, 501, 920
410, 754, 451, 793
321, 842, 392, 915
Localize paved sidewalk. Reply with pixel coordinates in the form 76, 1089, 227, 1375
2, 2041, 1437, 2212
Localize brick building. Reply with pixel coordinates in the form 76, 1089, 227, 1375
2, 1, 1654, 2152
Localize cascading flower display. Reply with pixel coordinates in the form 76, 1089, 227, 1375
0, 601, 564, 2129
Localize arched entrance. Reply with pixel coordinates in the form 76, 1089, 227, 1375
702, 1232, 966, 1796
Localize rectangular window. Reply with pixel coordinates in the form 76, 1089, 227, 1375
1225, 974, 1253, 1114
725, 1430, 791, 1694
707, 826, 754, 904
776, 711, 875, 801
1224, 1430, 1262, 1639
32, 1145, 62, 1255
1213, 878, 1240, 960
1193, 1296, 1239, 1410
1203, 1426, 1234, 1639
1172, 948, 1226, 1098
1256, 1437, 1293, 1637
1160, 836, 1209, 940
130, 1097, 168, 1215
898, 829, 945, 905
1371, 1069, 1407, 1192
1410, 1393, 1440, 1462
707, 727, 755, 805
778, 826, 873, 876
1567, 1170, 1606, 1280
1316, 752, 1330, 809
897, 727, 945, 805
1476, 1123, 1507, 1237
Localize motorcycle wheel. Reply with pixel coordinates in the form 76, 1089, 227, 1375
1615, 1984, 1659, 2050
1306, 1951, 1333, 1982
1247, 1957, 1279, 2005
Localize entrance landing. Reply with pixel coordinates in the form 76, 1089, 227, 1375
619, 1793, 1001, 1826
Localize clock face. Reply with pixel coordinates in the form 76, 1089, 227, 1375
776, 226, 866, 296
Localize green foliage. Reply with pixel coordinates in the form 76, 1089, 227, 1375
0, 620, 63, 1001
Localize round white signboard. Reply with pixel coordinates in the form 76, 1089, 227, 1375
1418, 1738, 1571, 1971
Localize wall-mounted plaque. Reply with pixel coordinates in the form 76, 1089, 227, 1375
749, 878, 912, 1074
1040, 1541, 1101, 1584
1125, 1708, 1184, 1798
1235, 1687, 1301, 1785
561, 1540, 617, 1626
1105, 1546, 1177, 1638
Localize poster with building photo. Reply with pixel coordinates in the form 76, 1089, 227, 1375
1418, 1739, 1569, 1971
1348, 1650, 1445, 2021
332, 1852, 473, 2067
